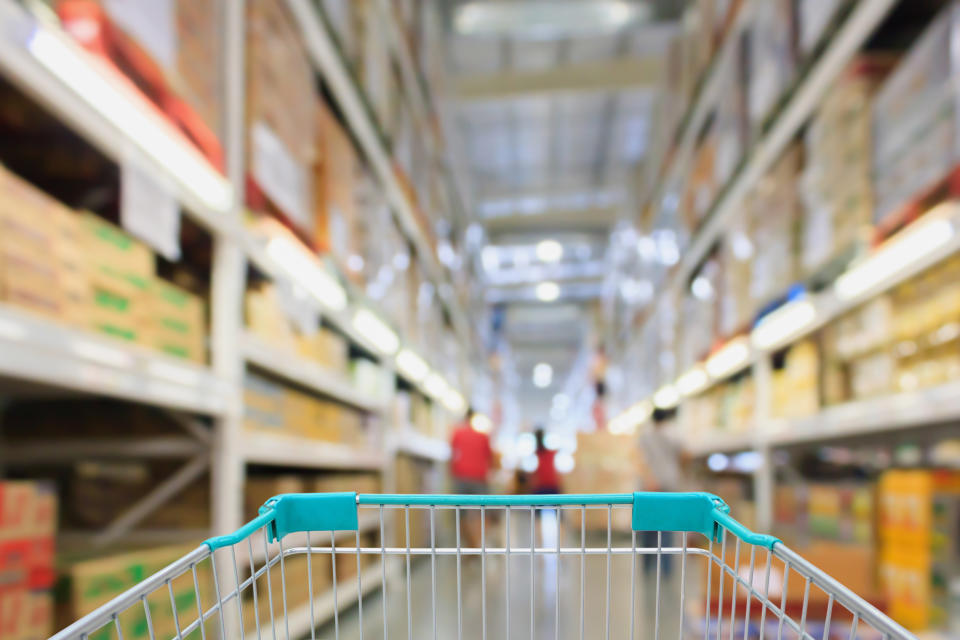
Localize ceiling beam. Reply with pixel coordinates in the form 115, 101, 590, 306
454, 57, 660, 101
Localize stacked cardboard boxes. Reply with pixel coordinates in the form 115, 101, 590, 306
747, 146, 801, 308
247, 0, 317, 233
566, 431, 641, 530
0, 481, 57, 640
746, 0, 795, 131
878, 470, 960, 631
0, 167, 207, 362
313, 101, 360, 272
801, 59, 888, 276
770, 340, 820, 419
55, 545, 213, 640
243, 372, 370, 447
871, 3, 960, 227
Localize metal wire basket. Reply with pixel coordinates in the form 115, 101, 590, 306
50, 492, 916, 640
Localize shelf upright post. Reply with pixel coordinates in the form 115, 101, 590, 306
210, 2, 246, 637
752, 352, 774, 532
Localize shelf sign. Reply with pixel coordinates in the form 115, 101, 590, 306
121, 161, 181, 260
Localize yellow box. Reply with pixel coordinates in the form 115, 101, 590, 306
78, 212, 154, 278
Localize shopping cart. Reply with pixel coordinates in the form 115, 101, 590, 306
50, 492, 916, 640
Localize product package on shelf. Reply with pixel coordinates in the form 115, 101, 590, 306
681, 257, 720, 371
878, 469, 960, 631
0, 481, 57, 640
247, 0, 317, 235
313, 100, 360, 273
871, 3, 960, 230
243, 372, 371, 447
350, 357, 393, 407
55, 544, 214, 640
718, 213, 753, 337
746, 0, 796, 132
747, 145, 801, 308
0, 166, 89, 325
771, 340, 820, 419
800, 57, 890, 276
55, 0, 225, 169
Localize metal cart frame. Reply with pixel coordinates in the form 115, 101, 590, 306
50, 492, 916, 640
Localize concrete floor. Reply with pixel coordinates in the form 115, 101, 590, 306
312, 511, 696, 640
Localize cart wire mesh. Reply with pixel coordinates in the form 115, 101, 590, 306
49, 493, 916, 640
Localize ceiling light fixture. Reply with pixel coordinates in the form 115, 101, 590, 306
535, 239, 564, 263
676, 366, 709, 397
705, 337, 751, 379
266, 235, 347, 311
532, 362, 553, 388
395, 348, 430, 382
352, 309, 399, 356
652, 384, 680, 410
834, 213, 955, 301
535, 281, 560, 302
751, 300, 817, 351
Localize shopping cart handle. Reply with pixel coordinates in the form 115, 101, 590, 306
203, 491, 780, 550
631, 492, 778, 548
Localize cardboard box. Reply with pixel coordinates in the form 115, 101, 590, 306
313, 101, 359, 266
56, 545, 213, 640
78, 213, 154, 279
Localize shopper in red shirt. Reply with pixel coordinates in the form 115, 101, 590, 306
530, 427, 561, 494
450, 408, 493, 494
450, 409, 494, 548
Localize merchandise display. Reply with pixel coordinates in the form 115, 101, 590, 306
3, 0, 960, 637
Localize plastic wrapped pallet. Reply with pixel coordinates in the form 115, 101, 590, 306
800, 57, 890, 276
871, 2, 960, 227
247, 0, 317, 233
746, 0, 796, 130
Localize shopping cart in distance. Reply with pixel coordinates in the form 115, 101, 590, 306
50, 492, 916, 640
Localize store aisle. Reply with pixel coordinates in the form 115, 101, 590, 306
320, 512, 687, 640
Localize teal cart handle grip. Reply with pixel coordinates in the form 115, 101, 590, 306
205, 491, 779, 550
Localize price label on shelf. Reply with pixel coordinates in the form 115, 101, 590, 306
120, 162, 181, 261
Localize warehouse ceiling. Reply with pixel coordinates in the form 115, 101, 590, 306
441, 0, 683, 428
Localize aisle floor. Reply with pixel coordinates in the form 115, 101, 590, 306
314, 512, 690, 640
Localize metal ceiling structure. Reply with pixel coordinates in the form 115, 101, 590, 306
440, 0, 684, 428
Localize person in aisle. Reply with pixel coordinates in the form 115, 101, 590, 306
529, 426, 561, 494
450, 408, 494, 547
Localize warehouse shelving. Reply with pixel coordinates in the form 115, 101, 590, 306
240, 432, 385, 471
631, 0, 898, 358
0, 3, 466, 634
0, 0, 234, 231
392, 426, 452, 462
286, 0, 471, 349
0, 303, 231, 416
242, 332, 385, 414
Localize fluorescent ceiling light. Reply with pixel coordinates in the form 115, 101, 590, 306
28, 29, 232, 213
352, 309, 399, 356
535, 281, 560, 302
532, 362, 553, 388
653, 384, 680, 410
266, 236, 347, 311
627, 400, 653, 425
834, 214, 955, 301
442, 388, 466, 414
751, 300, 817, 351
423, 372, 449, 400
676, 366, 709, 397
705, 337, 750, 379
470, 413, 493, 434
535, 239, 563, 263
454, 1, 644, 39
395, 348, 429, 382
